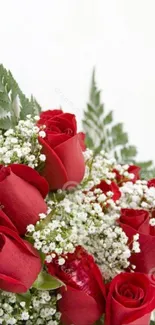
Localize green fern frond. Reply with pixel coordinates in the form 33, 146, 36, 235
83, 69, 155, 179
83, 69, 136, 158
0, 64, 42, 129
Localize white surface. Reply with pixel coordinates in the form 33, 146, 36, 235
0, 0, 155, 162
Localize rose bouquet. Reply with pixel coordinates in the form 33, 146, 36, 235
0, 108, 155, 325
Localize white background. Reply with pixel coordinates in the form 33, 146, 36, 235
0, 0, 155, 162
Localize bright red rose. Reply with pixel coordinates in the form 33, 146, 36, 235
148, 179, 155, 188
94, 180, 121, 201
38, 109, 86, 190
0, 164, 48, 235
118, 209, 155, 273
47, 246, 106, 325
105, 272, 155, 325
0, 211, 42, 293
114, 165, 141, 185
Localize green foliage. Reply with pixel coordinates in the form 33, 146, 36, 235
83, 69, 155, 179
33, 270, 64, 291
83, 70, 137, 159
0, 64, 41, 130
16, 291, 31, 307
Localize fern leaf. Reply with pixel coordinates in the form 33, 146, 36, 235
0, 64, 42, 130
83, 69, 155, 179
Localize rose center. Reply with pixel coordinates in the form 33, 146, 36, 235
64, 128, 73, 135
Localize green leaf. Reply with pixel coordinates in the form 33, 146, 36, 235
33, 270, 64, 290
0, 115, 12, 129
85, 134, 94, 149
16, 290, 31, 307
121, 146, 137, 161
95, 315, 104, 324
103, 111, 113, 125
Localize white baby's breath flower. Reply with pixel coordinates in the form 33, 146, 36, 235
150, 218, 155, 226
58, 258, 65, 266
39, 131, 46, 138
39, 154, 46, 161
39, 213, 47, 219
45, 255, 53, 263
27, 224, 35, 232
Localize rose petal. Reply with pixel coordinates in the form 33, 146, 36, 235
0, 166, 11, 181
78, 132, 86, 151
47, 133, 71, 148
119, 222, 155, 273
95, 180, 121, 201
148, 179, 155, 188
0, 273, 27, 293
0, 231, 41, 293
0, 210, 18, 232
9, 164, 49, 198
52, 113, 77, 134
59, 286, 103, 325
39, 137, 68, 189
38, 109, 63, 124
54, 134, 85, 189
128, 165, 141, 183
0, 168, 47, 234
120, 209, 150, 234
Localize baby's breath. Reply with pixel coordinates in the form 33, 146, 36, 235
0, 116, 45, 168
0, 290, 59, 324
27, 150, 145, 280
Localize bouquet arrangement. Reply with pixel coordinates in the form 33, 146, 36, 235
0, 107, 155, 325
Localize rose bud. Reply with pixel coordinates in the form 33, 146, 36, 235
118, 208, 155, 274
38, 109, 85, 190
105, 272, 155, 325
47, 246, 106, 325
0, 210, 42, 293
0, 164, 48, 235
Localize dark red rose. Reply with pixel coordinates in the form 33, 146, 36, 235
128, 165, 141, 182
105, 272, 155, 325
148, 179, 155, 188
94, 180, 121, 201
0, 210, 42, 293
47, 246, 106, 325
38, 109, 85, 190
114, 165, 141, 185
0, 164, 48, 235
118, 209, 155, 273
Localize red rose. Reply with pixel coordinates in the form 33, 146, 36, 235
114, 165, 140, 185
0, 164, 48, 235
118, 209, 155, 273
105, 272, 155, 325
94, 180, 121, 201
148, 179, 155, 188
0, 210, 42, 293
38, 109, 85, 190
47, 246, 106, 325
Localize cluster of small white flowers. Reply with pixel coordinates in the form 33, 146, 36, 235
120, 180, 155, 210
0, 115, 46, 168
27, 201, 76, 263
27, 150, 143, 280
0, 289, 60, 324
82, 150, 117, 190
